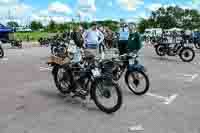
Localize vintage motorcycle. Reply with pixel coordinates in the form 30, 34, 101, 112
101, 51, 149, 95
10, 40, 22, 48
155, 41, 195, 62
47, 45, 122, 114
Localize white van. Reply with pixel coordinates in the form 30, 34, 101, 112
144, 28, 162, 37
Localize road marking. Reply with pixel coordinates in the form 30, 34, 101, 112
146, 92, 167, 99
164, 94, 178, 104
1, 58, 8, 61
128, 125, 144, 132
176, 73, 199, 82
146, 92, 178, 105
39, 67, 52, 71
186, 74, 198, 82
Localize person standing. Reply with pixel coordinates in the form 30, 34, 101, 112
82, 23, 104, 57
71, 26, 84, 48
118, 23, 129, 55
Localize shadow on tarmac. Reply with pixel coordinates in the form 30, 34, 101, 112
35, 88, 109, 115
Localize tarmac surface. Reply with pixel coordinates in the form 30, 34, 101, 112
0, 43, 200, 133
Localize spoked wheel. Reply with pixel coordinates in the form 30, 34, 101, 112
52, 66, 72, 95
194, 43, 200, 49
179, 47, 195, 62
0, 46, 4, 58
155, 44, 166, 56
125, 71, 150, 95
91, 79, 122, 114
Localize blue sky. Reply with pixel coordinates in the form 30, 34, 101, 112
0, 0, 200, 25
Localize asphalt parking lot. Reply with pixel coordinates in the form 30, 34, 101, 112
0, 44, 200, 133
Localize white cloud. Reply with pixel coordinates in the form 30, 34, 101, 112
146, 3, 162, 11
0, 3, 31, 16
52, 16, 71, 23
48, 1, 72, 14
0, 0, 18, 5
77, 0, 96, 12
118, 0, 144, 11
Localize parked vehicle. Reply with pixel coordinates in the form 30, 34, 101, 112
154, 41, 195, 62
47, 46, 122, 114
101, 51, 149, 95
10, 40, 22, 48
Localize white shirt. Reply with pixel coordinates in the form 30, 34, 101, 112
118, 27, 129, 40
83, 29, 104, 45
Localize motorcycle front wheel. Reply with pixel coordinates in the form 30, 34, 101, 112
125, 70, 150, 95
90, 78, 122, 114
179, 47, 195, 62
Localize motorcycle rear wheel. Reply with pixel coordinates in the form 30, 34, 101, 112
52, 65, 73, 95
155, 44, 166, 56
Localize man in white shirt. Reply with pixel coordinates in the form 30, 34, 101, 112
118, 23, 130, 55
82, 23, 104, 56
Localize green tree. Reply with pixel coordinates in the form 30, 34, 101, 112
7, 21, 19, 28
48, 20, 57, 32
138, 6, 200, 32
30, 21, 43, 31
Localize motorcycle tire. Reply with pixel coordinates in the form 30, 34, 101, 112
194, 43, 200, 49
155, 44, 166, 56
0, 46, 4, 58
90, 78, 122, 114
125, 70, 150, 95
52, 65, 73, 95
179, 47, 195, 62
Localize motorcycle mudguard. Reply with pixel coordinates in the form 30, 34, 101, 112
127, 64, 146, 73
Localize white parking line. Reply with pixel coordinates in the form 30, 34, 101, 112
2, 58, 8, 61
186, 74, 198, 82
128, 125, 144, 132
146, 92, 178, 105
39, 67, 52, 71
164, 94, 178, 105
176, 73, 199, 82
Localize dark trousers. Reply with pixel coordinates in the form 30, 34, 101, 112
99, 42, 105, 54
118, 40, 128, 55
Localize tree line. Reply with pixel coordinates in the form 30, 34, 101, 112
137, 6, 200, 33
6, 20, 120, 33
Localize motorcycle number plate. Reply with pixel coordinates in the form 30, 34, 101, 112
92, 69, 101, 77
129, 59, 135, 64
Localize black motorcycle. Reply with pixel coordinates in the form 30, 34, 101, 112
38, 38, 50, 47
155, 41, 195, 62
10, 40, 22, 48
100, 51, 150, 95
47, 53, 122, 114
0, 45, 4, 58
